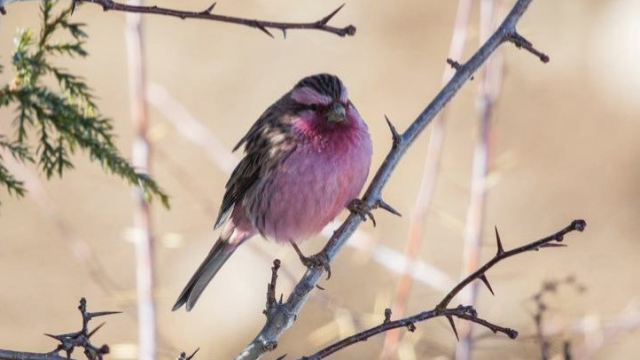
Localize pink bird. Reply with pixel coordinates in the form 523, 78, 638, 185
173, 74, 373, 311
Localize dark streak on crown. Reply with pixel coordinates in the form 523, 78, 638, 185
294, 73, 344, 100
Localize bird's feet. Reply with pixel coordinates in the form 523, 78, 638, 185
348, 198, 376, 227
290, 241, 332, 279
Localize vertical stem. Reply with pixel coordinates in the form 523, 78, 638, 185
380, 1, 472, 359
456, 1, 504, 359
125, 2, 156, 360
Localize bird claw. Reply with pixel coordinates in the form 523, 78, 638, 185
290, 242, 332, 279
348, 198, 376, 227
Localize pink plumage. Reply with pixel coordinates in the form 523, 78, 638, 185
173, 74, 372, 311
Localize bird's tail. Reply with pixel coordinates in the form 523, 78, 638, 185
172, 234, 240, 312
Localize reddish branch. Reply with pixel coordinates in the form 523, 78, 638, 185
71, 0, 355, 38
295, 220, 586, 360
0, 298, 119, 360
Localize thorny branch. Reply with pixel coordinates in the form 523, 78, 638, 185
437, 220, 585, 309
296, 220, 586, 359
235, 0, 551, 359
62, 0, 355, 38
0, 298, 119, 360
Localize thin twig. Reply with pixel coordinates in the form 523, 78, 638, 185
297, 221, 585, 359
380, 1, 473, 358
125, 2, 156, 360
236, 0, 550, 358
70, 0, 355, 38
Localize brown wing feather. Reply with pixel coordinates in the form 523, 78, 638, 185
214, 97, 297, 229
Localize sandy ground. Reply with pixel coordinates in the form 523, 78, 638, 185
1, 0, 639, 359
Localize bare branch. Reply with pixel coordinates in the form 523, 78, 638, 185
0, 298, 118, 360
70, 0, 356, 37
296, 221, 584, 359
264, 259, 282, 314
437, 220, 586, 309
507, 31, 550, 63
235, 0, 552, 358
298, 306, 516, 360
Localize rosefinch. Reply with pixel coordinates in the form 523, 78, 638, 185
173, 74, 373, 311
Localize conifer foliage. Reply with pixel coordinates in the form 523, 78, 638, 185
0, 0, 168, 207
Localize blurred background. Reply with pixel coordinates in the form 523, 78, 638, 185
1, 0, 639, 359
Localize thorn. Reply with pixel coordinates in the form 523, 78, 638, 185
494, 226, 504, 256
447, 316, 459, 341
88, 310, 122, 318
320, 3, 345, 25
384, 308, 392, 323
376, 198, 401, 217
315, 284, 325, 290
479, 274, 494, 295
87, 322, 106, 338
279, 293, 283, 304
384, 115, 401, 146
204, 2, 216, 13
275, 355, 287, 360
446, 58, 462, 71
70, 0, 78, 15
254, 21, 274, 38
539, 243, 567, 248
185, 348, 200, 360
572, 219, 586, 232
281, 29, 287, 39
44, 333, 63, 341
406, 322, 416, 332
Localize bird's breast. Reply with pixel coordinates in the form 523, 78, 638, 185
243, 131, 372, 243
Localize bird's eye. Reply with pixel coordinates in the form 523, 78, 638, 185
309, 104, 319, 111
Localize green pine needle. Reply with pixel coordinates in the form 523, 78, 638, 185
0, 0, 170, 209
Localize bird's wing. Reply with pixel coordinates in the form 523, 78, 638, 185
214, 101, 297, 229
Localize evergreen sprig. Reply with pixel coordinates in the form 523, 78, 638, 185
0, 0, 169, 208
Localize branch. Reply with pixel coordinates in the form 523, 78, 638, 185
438, 220, 585, 309
235, 0, 551, 358
297, 220, 585, 359
301, 305, 515, 360
69, 0, 356, 38
0, 298, 119, 360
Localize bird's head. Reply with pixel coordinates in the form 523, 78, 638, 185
289, 73, 356, 126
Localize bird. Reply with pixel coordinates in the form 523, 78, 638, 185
172, 73, 373, 312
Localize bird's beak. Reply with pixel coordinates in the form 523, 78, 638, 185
327, 102, 346, 122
